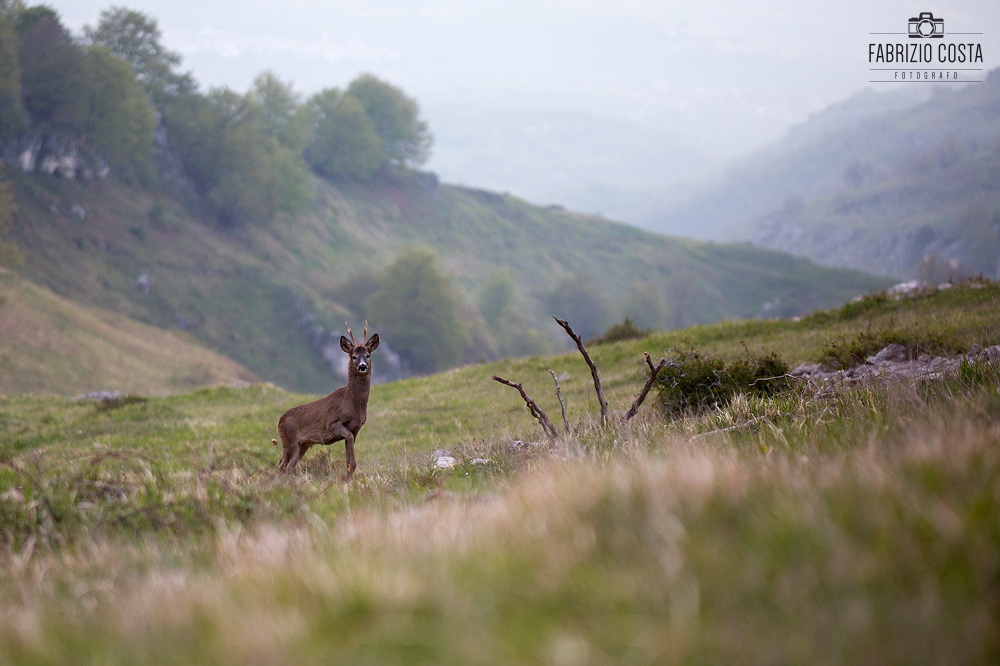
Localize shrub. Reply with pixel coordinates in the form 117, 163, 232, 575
590, 318, 650, 345
656, 349, 790, 416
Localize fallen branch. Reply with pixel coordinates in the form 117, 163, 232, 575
549, 370, 570, 434
553, 316, 608, 426
621, 352, 667, 423
492, 375, 559, 442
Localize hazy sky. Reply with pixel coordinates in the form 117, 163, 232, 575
51, 0, 1000, 219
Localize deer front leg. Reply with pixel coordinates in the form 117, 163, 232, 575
326, 422, 357, 479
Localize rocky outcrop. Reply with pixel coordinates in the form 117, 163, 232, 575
790, 343, 1000, 385
1, 132, 109, 180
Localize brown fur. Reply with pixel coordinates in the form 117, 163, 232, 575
276, 330, 379, 477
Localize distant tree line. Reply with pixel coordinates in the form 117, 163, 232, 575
0, 3, 433, 228
0, 2, 154, 175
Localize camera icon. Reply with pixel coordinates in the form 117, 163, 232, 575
908, 12, 944, 38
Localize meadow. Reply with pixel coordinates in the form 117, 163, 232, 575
0, 281, 998, 664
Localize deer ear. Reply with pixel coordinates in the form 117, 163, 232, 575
366, 333, 379, 352
340, 336, 353, 354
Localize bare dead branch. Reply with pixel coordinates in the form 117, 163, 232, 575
549, 370, 570, 434
553, 316, 608, 426
621, 352, 667, 423
644, 350, 657, 374
492, 375, 559, 442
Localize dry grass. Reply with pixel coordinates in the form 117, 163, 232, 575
0, 269, 258, 396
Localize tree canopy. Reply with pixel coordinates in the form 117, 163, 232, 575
0, 14, 23, 139
366, 249, 469, 373
347, 73, 432, 167
15, 7, 86, 131
83, 45, 155, 168
84, 6, 193, 100
543, 274, 612, 341
303, 89, 386, 180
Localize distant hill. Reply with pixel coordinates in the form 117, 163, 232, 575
0, 268, 257, 396
5, 168, 889, 393
650, 69, 1000, 280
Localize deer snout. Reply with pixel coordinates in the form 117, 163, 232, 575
357, 360, 368, 373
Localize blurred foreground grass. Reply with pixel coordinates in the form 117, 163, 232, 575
0, 282, 998, 664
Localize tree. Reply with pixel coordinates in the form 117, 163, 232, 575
248, 70, 308, 151
366, 249, 469, 373
0, 14, 23, 139
622, 280, 668, 330
346, 73, 432, 167
543, 273, 611, 341
304, 89, 385, 180
478, 270, 551, 358
84, 6, 193, 101
83, 46, 154, 168
15, 7, 86, 131
205, 89, 309, 227
333, 267, 381, 321
162, 86, 309, 227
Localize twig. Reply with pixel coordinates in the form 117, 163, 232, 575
621, 352, 667, 423
748, 373, 795, 386
492, 375, 559, 442
549, 370, 570, 434
553, 316, 608, 426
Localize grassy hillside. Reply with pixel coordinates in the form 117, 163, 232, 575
0, 268, 258, 396
654, 70, 1000, 279
5, 166, 890, 393
0, 281, 997, 663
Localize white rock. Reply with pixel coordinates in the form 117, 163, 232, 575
435, 456, 456, 469
887, 280, 930, 298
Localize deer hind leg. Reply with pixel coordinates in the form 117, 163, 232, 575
285, 442, 312, 472
277, 419, 299, 472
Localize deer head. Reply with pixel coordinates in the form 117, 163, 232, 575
340, 321, 380, 376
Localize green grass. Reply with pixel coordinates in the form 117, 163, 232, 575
0, 282, 998, 663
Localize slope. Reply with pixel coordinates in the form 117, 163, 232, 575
651, 69, 1000, 279
5, 166, 890, 393
0, 268, 258, 396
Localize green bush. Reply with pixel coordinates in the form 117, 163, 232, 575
656, 349, 790, 416
590, 318, 650, 345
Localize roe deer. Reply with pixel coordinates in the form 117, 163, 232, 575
273, 322, 379, 476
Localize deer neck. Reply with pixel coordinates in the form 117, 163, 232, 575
346, 369, 371, 405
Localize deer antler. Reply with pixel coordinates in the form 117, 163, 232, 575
363, 320, 369, 343
345, 322, 357, 346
